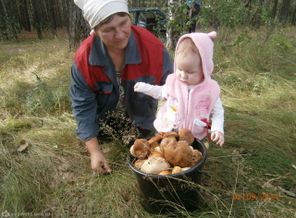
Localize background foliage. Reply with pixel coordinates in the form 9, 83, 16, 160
0, 0, 296, 43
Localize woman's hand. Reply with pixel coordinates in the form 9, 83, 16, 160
90, 150, 112, 174
86, 138, 112, 174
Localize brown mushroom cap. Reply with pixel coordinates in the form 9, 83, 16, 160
192, 149, 203, 166
160, 137, 177, 150
130, 138, 150, 159
150, 151, 163, 158
172, 166, 182, 174
178, 128, 195, 145
148, 134, 163, 151
148, 134, 163, 144
159, 170, 172, 175
134, 159, 146, 169
163, 131, 179, 138
163, 140, 193, 167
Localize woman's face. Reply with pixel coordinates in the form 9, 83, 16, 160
95, 14, 132, 51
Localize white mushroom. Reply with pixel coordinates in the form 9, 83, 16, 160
140, 156, 170, 174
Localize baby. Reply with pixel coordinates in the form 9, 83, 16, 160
134, 31, 224, 146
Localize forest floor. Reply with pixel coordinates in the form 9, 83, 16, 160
0, 26, 295, 217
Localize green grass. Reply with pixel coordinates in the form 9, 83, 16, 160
0, 27, 295, 217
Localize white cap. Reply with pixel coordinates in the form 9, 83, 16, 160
74, 0, 129, 29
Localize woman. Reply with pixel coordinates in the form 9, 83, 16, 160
71, 0, 173, 174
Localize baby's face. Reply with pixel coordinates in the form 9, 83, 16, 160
175, 41, 203, 85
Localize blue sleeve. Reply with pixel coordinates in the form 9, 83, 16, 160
161, 48, 173, 85
70, 64, 99, 141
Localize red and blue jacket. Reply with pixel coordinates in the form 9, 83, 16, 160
70, 26, 173, 141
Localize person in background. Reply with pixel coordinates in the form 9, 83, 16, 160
71, 0, 173, 174
186, 0, 202, 33
134, 31, 224, 146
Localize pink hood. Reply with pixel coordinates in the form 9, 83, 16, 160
174, 31, 217, 82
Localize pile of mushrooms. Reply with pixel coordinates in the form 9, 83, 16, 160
130, 128, 203, 175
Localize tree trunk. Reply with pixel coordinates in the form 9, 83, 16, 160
26, 0, 34, 32
0, 0, 9, 39
166, 0, 173, 50
166, 0, 187, 49
271, 0, 278, 19
279, 0, 291, 23
47, 0, 57, 37
61, 0, 70, 36
68, 1, 90, 50
31, 0, 43, 39
54, 0, 63, 27
292, 3, 296, 25
19, 0, 31, 31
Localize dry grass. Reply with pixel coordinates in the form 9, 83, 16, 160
0, 26, 295, 217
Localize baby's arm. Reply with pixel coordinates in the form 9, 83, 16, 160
134, 82, 164, 99
210, 98, 224, 146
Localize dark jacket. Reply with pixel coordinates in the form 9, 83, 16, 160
70, 26, 173, 141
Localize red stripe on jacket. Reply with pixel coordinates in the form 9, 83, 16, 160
74, 26, 164, 92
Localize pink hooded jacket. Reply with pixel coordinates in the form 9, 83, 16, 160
153, 31, 221, 140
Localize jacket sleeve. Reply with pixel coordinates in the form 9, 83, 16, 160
210, 97, 224, 134
70, 64, 99, 141
134, 82, 164, 99
161, 47, 174, 85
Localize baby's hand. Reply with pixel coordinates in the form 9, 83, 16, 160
134, 82, 150, 93
134, 82, 163, 99
211, 131, 224, 147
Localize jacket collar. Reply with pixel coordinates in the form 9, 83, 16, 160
89, 31, 141, 66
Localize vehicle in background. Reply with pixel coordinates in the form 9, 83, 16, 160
129, 8, 167, 37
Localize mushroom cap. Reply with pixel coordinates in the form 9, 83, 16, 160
163, 131, 178, 138
159, 170, 172, 175
134, 159, 146, 169
150, 151, 163, 158
192, 149, 203, 166
163, 140, 193, 167
172, 166, 182, 174
178, 128, 195, 145
130, 138, 150, 159
148, 134, 163, 151
160, 136, 177, 151
154, 146, 162, 153
140, 156, 170, 174
148, 133, 163, 144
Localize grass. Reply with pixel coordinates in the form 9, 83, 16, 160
0, 26, 295, 217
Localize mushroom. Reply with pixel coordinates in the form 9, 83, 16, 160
163, 131, 178, 138
163, 140, 193, 167
134, 159, 146, 169
172, 166, 182, 174
148, 133, 163, 151
178, 128, 195, 145
130, 138, 150, 159
192, 149, 203, 166
150, 151, 163, 158
140, 156, 170, 174
159, 170, 172, 175
160, 136, 177, 151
